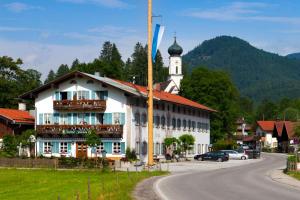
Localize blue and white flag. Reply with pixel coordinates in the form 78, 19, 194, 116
152, 24, 165, 62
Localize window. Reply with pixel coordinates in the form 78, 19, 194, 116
96, 113, 103, 124
77, 90, 89, 100
192, 121, 196, 131
113, 113, 121, 124
177, 106, 181, 113
167, 116, 171, 128
141, 113, 147, 126
183, 120, 187, 130
60, 142, 67, 154
135, 142, 140, 154
161, 116, 166, 128
60, 113, 68, 125
96, 143, 104, 153
188, 120, 191, 130
197, 122, 201, 132
161, 143, 166, 155
44, 142, 52, 153
172, 118, 176, 129
135, 113, 140, 126
197, 144, 201, 154
172, 104, 176, 112
44, 113, 52, 125
177, 119, 181, 130
176, 66, 178, 74
155, 115, 160, 127
113, 142, 121, 154
155, 143, 160, 155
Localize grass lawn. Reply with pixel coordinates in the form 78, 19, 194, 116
287, 171, 300, 181
0, 168, 167, 200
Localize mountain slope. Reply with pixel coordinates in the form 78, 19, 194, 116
286, 53, 300, 60
183, 36, 300, 102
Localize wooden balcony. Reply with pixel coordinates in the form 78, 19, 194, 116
53, 100, 106, 111
36, 124, 123, 138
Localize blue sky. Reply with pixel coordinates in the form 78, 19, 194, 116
1, 0, 300, 78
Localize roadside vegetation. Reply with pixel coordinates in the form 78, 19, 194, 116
0, 168, 166, 200
286, 171, 300, 181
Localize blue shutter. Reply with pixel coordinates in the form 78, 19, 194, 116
104, 142, 112, 154
67, 143, 71, 153
39, 113, 43, 125
67, 91, 72, 100
103, 113, 112, 124
39, 141, 43, 155
54, 113, 59, 124
84, 113, 90, 124
73, 113, 78, 125
121, 142, 125, 154
120, 113, 125, 125
67, 113, 72, 125
52, 142, 59, 154
55, 92, 60, 100
91, 91, 96, 100
91, 113, 96, 125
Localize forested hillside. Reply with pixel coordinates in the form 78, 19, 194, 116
286, 53, 300, 60
183, 36, 300, 102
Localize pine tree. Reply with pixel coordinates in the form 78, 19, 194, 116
56, 64, 69, 78
153, 50, 168, 83
130, 43, 147, 85
70, 58, 80, 71
44, 70, 56, 84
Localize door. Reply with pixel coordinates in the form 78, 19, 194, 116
76, 142, 88, 158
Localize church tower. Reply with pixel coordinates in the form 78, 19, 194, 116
167, 37, 183, 93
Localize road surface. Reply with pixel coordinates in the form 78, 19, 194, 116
156, 154, 300, 200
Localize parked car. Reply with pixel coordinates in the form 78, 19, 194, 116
194, 151, 229, 162
220, 150, 248, 160
245, 149, 261, 159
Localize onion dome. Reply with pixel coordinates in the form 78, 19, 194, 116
168, 37, 183, 56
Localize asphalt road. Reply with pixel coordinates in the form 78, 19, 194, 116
156, 154, 300, 200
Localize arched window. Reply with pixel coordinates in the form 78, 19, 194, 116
155, 115, 160, 127
183, 119, 187, 130
188, 120, 191, 130
161, 116, 166, 128
176, 66, 178, 74
142, 113, 147, 126
192, 121, 196, 131
177, 119, 181, 130
172, 118, 176, 129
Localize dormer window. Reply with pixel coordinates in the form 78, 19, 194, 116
87, 80, 94, 84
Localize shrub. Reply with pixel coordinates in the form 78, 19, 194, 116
213, 140, 237, 151
2, 135, 18, 157
125, 147, 137, 161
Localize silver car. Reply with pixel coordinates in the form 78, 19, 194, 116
220, 150, 248, 160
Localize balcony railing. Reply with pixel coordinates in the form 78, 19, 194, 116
53, 100, 106, 111
36, 124, 123, 138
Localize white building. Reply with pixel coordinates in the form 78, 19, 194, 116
20, 40, 215, 162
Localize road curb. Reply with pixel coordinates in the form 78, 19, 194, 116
268, 168, 300, 191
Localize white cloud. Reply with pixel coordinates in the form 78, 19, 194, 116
58, 0, 128, 9
4, 2, 42, 13
184, 1, 300, 25
0, 26, 38, 32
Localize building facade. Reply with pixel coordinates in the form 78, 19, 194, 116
20, 40, 214, 162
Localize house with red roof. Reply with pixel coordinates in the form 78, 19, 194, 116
256, 120, 298, 152
0, 108, 34, 147
20, 70, 215, 161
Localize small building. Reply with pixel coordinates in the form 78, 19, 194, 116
256, 121, 276, 148
0, 108, 35, 147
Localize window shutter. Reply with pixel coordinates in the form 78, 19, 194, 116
91, 91, 96, 100
84, 113, 90, 124
55, 91, 60, 100
120, 113, 125, 125
121, 142, 125, 154
39, 113, 43, 125
52, 142, 59, 153
103, 113, 112, 124
91, 113, 96, 125
73, 113, 78, 125
104, 142, 112, 154
67, 143, 71, 153
39, 141, 43, 155
67, 113, 72, 125
67, 91, 72, 100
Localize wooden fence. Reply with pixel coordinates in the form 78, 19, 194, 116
287, 160, 297, 172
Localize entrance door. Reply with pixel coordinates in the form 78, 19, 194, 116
76, 142, 88, 158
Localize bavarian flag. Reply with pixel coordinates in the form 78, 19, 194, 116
152, 24, 165, 62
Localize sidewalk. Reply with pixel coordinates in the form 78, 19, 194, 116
268, 169, 300, 190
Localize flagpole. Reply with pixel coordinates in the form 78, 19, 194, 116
147, 0, 154, 166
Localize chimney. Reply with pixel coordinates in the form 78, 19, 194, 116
18, 102, 26, 111
94, 72, 100, 77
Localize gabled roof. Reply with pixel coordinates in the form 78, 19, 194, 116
257, 121, 275, 132
0, 108, 34, 124
20, 71, 216, 112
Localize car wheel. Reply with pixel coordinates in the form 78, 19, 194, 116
217, 158, 223, 162
241, 156, 246, 160
198, 157, 203, 161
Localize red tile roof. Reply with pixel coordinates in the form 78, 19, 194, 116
0, 108, 34, 124
257, 121, 275, 132
114, 80, 216, 112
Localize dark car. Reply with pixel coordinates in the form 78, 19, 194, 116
194, 151, 229, 162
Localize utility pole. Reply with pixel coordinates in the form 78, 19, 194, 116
147, 0, 154, 166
